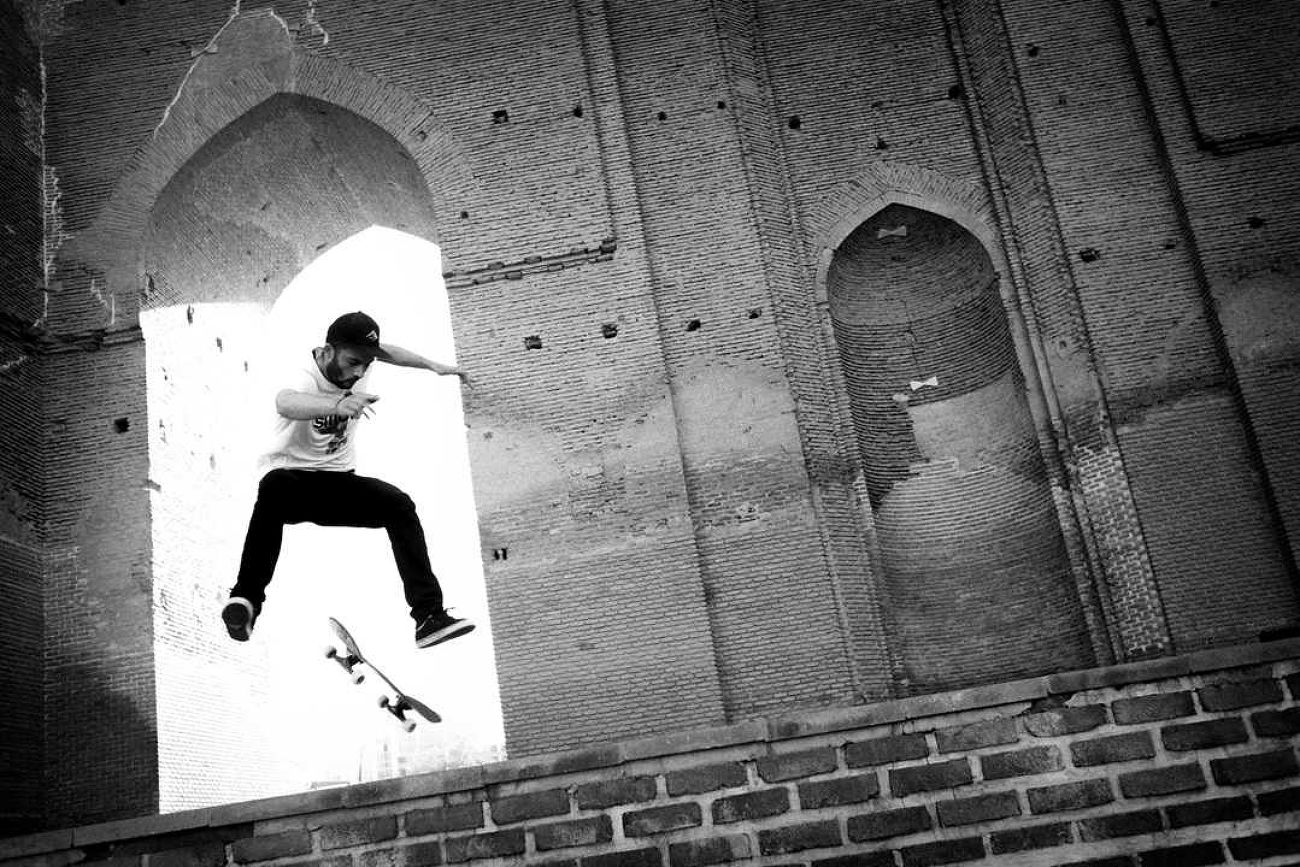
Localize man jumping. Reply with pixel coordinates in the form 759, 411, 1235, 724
221, 311, 475, 649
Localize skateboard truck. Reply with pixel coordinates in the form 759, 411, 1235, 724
325, 645, 366, 684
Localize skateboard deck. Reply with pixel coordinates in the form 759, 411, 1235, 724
326, 616, 442, 731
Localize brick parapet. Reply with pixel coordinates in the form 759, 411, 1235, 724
5, 639, 1299, 866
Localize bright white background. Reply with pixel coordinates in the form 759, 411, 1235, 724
258, 226, 504, 786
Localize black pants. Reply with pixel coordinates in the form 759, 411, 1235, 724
231, 468, 443, 621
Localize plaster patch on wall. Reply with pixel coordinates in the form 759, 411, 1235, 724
41, 164, 70, 292
304, 0, 330, 47
1218, 269, 1300, 367
16, 85, 41, 156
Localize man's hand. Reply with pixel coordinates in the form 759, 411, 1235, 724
447, 368, 474, 389
336, 392, 380, 419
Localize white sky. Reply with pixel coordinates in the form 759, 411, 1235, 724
150, 226, 505, 795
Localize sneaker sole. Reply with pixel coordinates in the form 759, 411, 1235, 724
417, 621, 476, 649
222, 602, 253, 642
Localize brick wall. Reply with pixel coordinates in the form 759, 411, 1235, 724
12, 0, 1300, 832
3, 643, 1299, 867
0, 0, 45, 836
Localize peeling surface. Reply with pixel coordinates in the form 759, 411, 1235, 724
152, 0, 246, 140
304, 0, 329, 47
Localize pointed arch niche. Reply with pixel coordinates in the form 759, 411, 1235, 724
138, 92, 500, 810
825, 203, 1095, 693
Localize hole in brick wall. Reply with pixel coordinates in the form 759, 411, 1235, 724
657, 111, 668, 121
873, 136, 889, 150
186, 305, 194, 324
1078, 248, 1101, 263
748, 308, 762, 319
460, 211, 469, 219
686, 319, 701, 332
1027, 44, 1040, 57
573, 104, 584, 117
601, 323, 619, 339
492, 109, 509, 124
113, 417, 130, 433
1248, 216, 1266, 229
492, 548, 509, 562
524, 335, 543, 350
788, 115, 802, 129
717, 100, 727, 109
947, 84, 964, 100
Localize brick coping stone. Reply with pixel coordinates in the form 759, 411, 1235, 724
4, 637, 1298, 859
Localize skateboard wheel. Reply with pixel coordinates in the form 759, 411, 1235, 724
402, 720, 416, 733
325, 646, 337, 659
378, 695, 390, 708
352, 672, 365, 685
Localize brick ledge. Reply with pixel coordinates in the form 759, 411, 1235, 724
5, 636, 1298, 858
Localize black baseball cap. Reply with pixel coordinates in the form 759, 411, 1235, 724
325, 311, 381, 354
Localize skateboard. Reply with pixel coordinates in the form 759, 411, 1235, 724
325, 617, 442, 732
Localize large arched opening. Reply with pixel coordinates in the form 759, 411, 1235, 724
139, 93, 501, 810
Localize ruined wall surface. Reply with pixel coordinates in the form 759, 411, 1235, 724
962, 0, 1300, 652
3, 645, 1300, 867
0, 0, 46, 837
15, 0, 1300, 831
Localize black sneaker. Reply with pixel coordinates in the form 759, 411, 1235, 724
222, 597, 256, 642
416, 610, 475, 648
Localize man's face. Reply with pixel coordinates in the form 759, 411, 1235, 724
322, 344, 373, 389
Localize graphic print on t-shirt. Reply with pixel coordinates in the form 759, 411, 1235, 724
313, 412, 350, 455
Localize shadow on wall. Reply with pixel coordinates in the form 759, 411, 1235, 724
44, 663, 158, 830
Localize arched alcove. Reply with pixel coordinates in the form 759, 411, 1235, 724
140, 91, 499, 809
827, 204, 1094, 692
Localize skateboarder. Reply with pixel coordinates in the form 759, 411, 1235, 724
222, 311, 476, 649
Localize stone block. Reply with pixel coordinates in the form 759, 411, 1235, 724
489, 788, 569, 825
1119, 763, 1206, 798
711, 789, 789, 824
1210, 748, 1299, 785
1027, 778, 1114, 813
798, 774, 879, 809
757, 821, 841, 856
756, 748, 837, 783
1070, 731, 1155, 766
889, 759, 971, 796
980, 745, 1063, 780
665, 762, 747, 796
846, 806, 931, 842
1161, 717, 1248, 751
624, 803, 702, 837
405, 803, 483, 836
844, 734, 929, 768
1024, 705, 1107, 737
574, 777, 657, 810
534, 816, 614, 852
1112, 692, 1193, 725
935, 791, 1020, 827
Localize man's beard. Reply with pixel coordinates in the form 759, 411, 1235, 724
324, 358, 359, 389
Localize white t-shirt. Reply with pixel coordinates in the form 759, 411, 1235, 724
260, 358, 373, 473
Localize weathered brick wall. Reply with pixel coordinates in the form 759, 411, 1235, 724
2, 645, 1299, 867
0, 0, 45, 836
15, 0, 1300, 832
976, 0, 1300, 650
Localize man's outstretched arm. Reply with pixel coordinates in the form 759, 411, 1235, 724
376, 342, 470, 383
